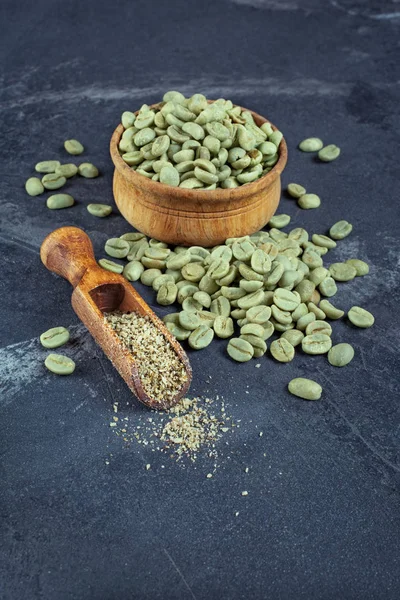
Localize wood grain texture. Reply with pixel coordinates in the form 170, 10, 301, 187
110, 103, 288, 247
40, 226, 192, 410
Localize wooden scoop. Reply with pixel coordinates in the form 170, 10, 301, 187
40, 226, 192, 410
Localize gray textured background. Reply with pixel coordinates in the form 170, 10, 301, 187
1, 0, 400, 598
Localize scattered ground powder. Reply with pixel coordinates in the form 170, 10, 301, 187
104, 311, 188, 404
110, 395, 237, 462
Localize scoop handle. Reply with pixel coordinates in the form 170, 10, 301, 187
40, 226, 98, 288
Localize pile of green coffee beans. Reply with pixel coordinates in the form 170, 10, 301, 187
118, 91, 283, 189
99, 214, 374, 380
24, 140, 102, 211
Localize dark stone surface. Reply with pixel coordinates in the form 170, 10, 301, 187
1, 1, 400, 598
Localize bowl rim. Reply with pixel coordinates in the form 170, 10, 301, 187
110, 101, 287, 203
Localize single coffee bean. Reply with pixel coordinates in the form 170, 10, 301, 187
210, 296, 231, 317
46, 193, 74, 209
268, 214, 291, 229
308, 266, 329, 286
288, 378, 322, 400
328, 343, 355, 367
42, 173, 67, 190
152, 274, 175, 292
239, 334, 267, 357
298, 194, 321, 209
105, 238, 130, 259
237, 289, 265, 310
98, 259, 123, 273
166, 322, 191, 341
87, 203, 112, 217
157, 282, 178, 306
35, 160, 61, 173
280, 329, 304, 347
246, 305, 271, 324
227, 338, 254, 362
287, 183, 306, 198
140, 268, 162, 286
307, 302, 326, 320
179, 311, 201, 331
318, 277, 337, 297
25, 177, 44, 196
182, 297, 203, 312
40, 326, 70, 349
292, 302, 308, 321
329, 262, 357, 282
296, 312, 316, 331
197, 311, 216, 327
188, 325, 214, 349
318, 144, 340, 162
305, 320, 332, 336
78, 163, 99, 178
329, 220, 353, 240
45, 353, 76, 375
123, 260, 144, 281
160, 165, 180, 186
311, 234, 337, 249
298, 138, 323, 152
319, 300, 344, 320
273, 288, 300, 312
345, 259, 369, 276
64, 139, 84, 155
213, 316, 234, 339
270, 338, 295, 362
302, 333, 332, 354
240, 323, 265, 338
56, 163, 78, 178
121, 111, 136, 128
348, 306, 375, 328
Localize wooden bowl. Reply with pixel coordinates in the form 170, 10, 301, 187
110, 103, 287, 247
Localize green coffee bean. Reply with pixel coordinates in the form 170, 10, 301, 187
291, 302, 308, 321
287, 183, 306, 198
296, 312, 316, 331
348, 306, 374, 328
162, 313, 180, 325
227, 337, 254, 362
246, 305, 271, 324
122, 111, 136, 128
179, 311, 201, 331
55, 163, 78, 178
144, 247, 170, 261
140, 268, 162, 286
210, 296, 231, 317
158, 165, 179, 186
166, 322, 191, 341
197, 311, 216, 327
240, 280, 263, 293
87, 203, 112, 217
298, 138, 323, 152
305, 320, 332, 336
318, 277, 337, 297
345, 259, 369, 276
64, 139, 84, 155
311, 234, 337, 249
280, 329, 304, 347
45, 353, 76, 375
165, 251, 191, 270
177, 284, 199, 303
250, 249, 272, 275
295, 279, 316, 303
308, 266, 329, 286
213, 316, 234, 338
157, 282, 178, 305
307, 302, 326, 320
78, 163, 99, 178
240, 323, 264, 337
98, 259, 123, 274
35, 160, 61, 173
302, 333, 332, 354
182, 297, 202, 312
318, 299, 343, 320
123, 151, 144, 166
271, 305, 292, 325
105, 238, 130, 259
25, 177, 44, 196
318, 144, 340, 162
40, 327, 70, 349
270, 338, 295, 362
46, 193, 74, 210
329, 220, 353, 240
141, 257, 166, 269
151, 274, 174, 292
220, 286, 246, 300
134, 128, 156, 147
180, 263, 204, 283
273, 289, 300, 312
42, 173, 66, 190
268, 214, 291, 229
328, 262, 356, 282
188, 325, 214, 349
123, 260, 144, 281
298, 194, 321, 209
328, 343, 355, 367
239, 335, 267, 357
262, 321, 275, 340
192, 291, 211, 308
237, 290, 265, 310
288, 378, 322, 400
